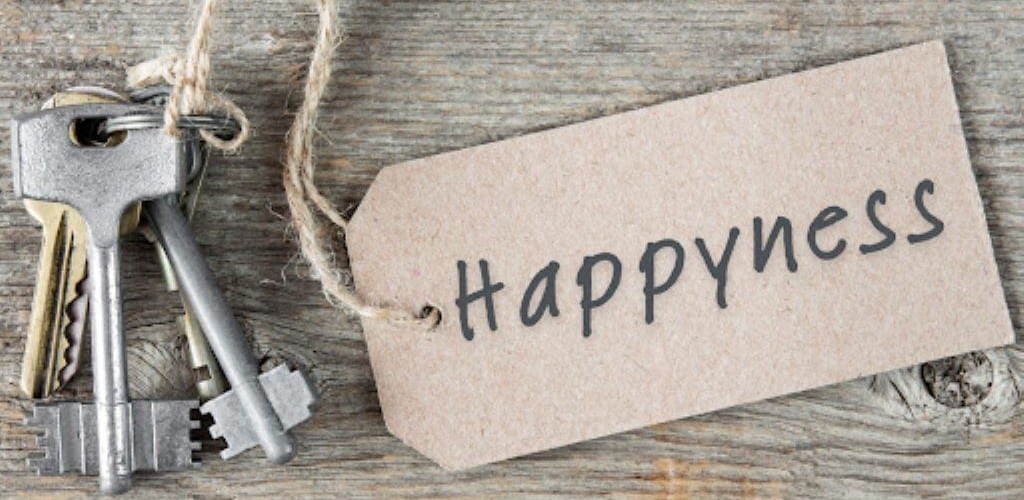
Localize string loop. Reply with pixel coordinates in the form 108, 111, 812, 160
127, 0, 439, 329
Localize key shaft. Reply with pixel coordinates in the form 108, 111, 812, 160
86, 242, 132, 492
144, 196, 297, 463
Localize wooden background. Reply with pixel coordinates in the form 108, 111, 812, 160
1, 1, 1022, 497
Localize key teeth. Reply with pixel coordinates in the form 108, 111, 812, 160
200, 365, 319, 461
25, 400, 202, 476
57, 274, 89, 387
191, 437, 203, 469
189, 403, 201, 430
26, 444, 58, 476
188, 402, 203, 463
296, 368, 320, 409
218, 445, 246, 461
25, 405, 54, 428
25, 405, 60, 475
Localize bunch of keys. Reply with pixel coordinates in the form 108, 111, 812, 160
11, 88, 318, 494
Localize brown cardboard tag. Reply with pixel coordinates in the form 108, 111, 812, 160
347, 41, 1013, 470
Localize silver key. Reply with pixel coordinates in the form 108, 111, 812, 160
143, 196, 318, 463
12, 103, 194, 494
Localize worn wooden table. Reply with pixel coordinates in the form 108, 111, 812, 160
1, 1, 1022, 497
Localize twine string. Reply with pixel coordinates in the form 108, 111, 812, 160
127, 0, 438, 328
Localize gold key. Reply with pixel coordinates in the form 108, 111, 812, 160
20, 200, 89, 398
19, 89, 140, 398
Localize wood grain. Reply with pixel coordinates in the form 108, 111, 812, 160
0, 1, 1021, 497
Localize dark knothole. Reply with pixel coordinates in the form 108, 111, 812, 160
921, 351, 993, 408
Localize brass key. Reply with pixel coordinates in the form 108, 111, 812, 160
20, 200, 89, 398
19, 90, 140, 398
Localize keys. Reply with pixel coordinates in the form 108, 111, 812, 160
134, 87, 314, 459
140, 131, 229, 402
175, 137, 229, 401
131, 85, 228, 402
169, 140, 230, 401
18, 90, 138, 399
21, 87, 226, 404
12, 102, 194, 494
146, 225, 229, 402
144, 196, 317, 463
14, 86, 315, 493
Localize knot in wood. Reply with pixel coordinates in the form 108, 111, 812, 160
921, 351, 993, 408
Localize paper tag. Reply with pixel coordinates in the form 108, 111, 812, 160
347, 41, 1013, 470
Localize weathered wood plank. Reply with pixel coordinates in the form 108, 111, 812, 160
0, 0, 1022, 497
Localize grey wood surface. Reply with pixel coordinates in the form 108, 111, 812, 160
1, 1, 1022, 498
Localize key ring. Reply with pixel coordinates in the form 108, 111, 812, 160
101, 113, 241, 139
96, 85, 243, 140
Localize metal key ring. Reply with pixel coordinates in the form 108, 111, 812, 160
102, 113, 241, 139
